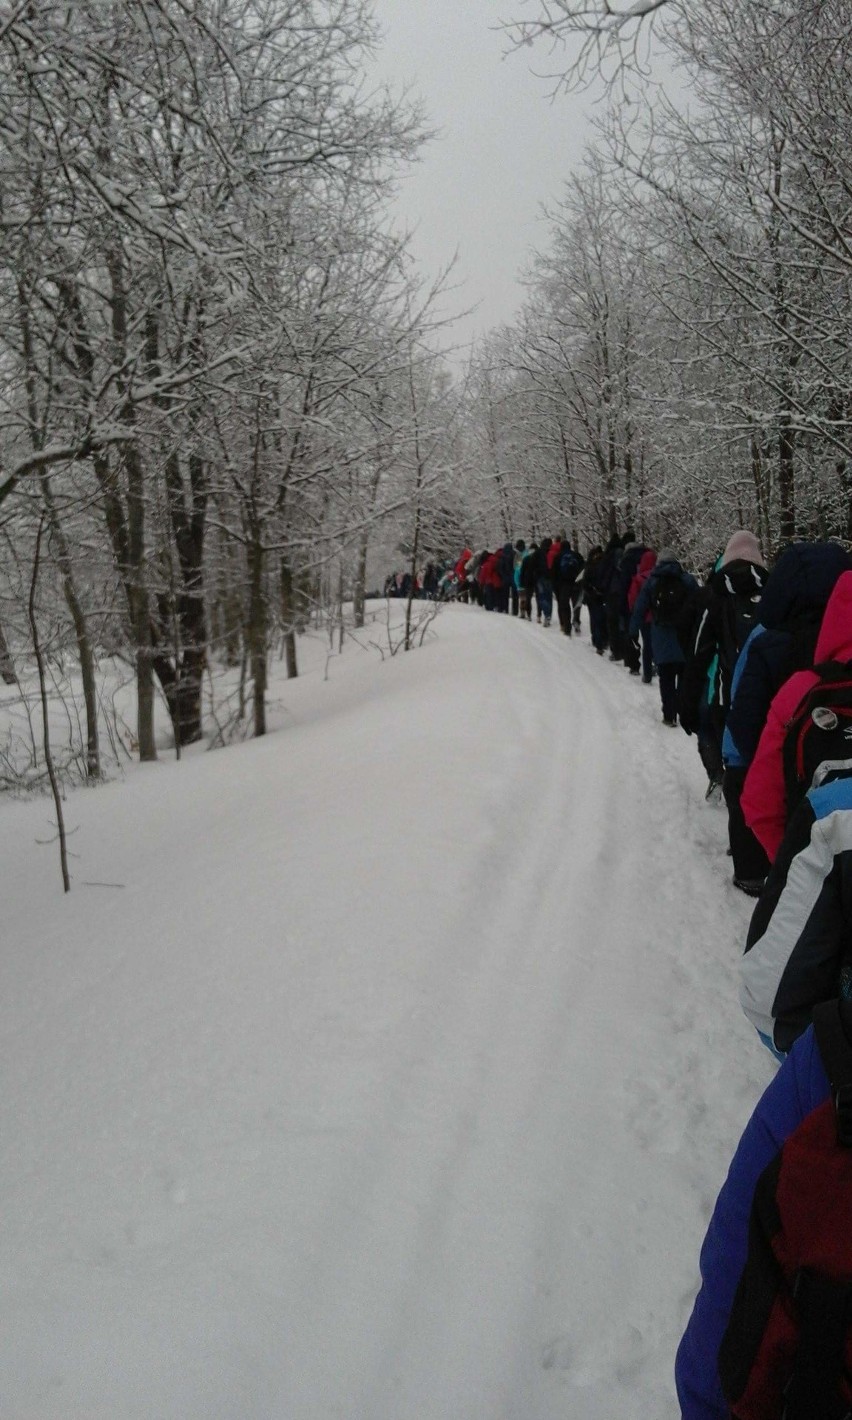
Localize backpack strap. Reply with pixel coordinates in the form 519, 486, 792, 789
812, 1000, 852, 1147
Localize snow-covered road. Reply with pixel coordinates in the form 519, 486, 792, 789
0, 605, 773, 1418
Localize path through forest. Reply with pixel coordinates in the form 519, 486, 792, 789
0, 603, 773, 1418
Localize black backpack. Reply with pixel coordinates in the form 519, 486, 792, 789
651, 572, 691, 630
781, 661, 852, 819
719, 999, 852, 1419
558, 548, 582, 585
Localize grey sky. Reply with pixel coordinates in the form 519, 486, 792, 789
368, 1, 602, 356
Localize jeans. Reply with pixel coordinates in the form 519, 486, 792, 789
536, 579, 553, 621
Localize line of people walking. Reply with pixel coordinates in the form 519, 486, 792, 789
667, 537, 852, 1418
454, 527, 852, 1416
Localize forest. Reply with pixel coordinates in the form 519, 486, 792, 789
1, 0, 850, 784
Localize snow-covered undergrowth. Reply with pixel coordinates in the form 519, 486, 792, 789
0, 598, 434, 788
0, 602, 774, 1418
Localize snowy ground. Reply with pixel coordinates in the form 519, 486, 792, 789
0, 602, 774, 1419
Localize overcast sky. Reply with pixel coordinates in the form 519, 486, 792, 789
367, 1, 604, 357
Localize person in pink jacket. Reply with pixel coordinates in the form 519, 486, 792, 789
742, 570, 852, 863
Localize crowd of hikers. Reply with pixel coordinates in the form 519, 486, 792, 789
441, 528, 852, 1417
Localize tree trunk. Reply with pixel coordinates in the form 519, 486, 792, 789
353, 533, 368, 630
0, 618, 16, 685
40, 473, 101, 779
280, 558, 299, 679
248, 537, 267, 737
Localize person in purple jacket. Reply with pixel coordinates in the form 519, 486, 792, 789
675, 1026, 829, 1417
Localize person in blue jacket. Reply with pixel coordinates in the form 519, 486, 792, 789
628, 548, 699, 726
724, 540, 852, 770
675, 1026, 829, 1418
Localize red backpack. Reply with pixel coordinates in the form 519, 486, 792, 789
781, 661, 852, 819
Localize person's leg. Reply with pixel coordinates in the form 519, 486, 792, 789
607, 603, 623, 660
572, 588, 583, 631
623, 629, 641, 674
658, 663, 679, 724
723, 766, 771, 888
557, 587, 572, 634
539, 582, 553, 626
697, 699, 724, 787
640, 625, 654, 681
510, 585, 519, 616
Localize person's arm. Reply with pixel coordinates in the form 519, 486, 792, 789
679, 597, 718, 735
742, 796, 848, 1053
740, 693, 793, 863
628, 578, 650, 638
675, 1031, 825, 1418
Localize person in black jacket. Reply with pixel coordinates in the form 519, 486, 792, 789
553, 535, 585, 636
722, 541, 852, 893
532, 537, 554, 626
679, 531, 768, 803
582, 545, 608, 653
615, 533, 649, 674
604, 534, 627, 661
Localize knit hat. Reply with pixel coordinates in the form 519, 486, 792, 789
722, 530, 764, 568
657, 546, 678, 564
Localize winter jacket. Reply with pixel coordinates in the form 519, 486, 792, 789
724, 542, 852, 770
555, 544, 584, 590
740, 774, 852, 1054
591, 536, 622, 608
679, 558, 768, 736
497, 543, 515, 590
628, 558, 699, 666
478, 552, 501, 589
532, 538, 553, 587
627, 549, 657, 620
582, 548, 608, 605
741, 571, 852, 863
675, 1026, 829, 1419
454, 548, 472, 583
519, 548, 537, 593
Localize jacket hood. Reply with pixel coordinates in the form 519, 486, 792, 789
637, 550, 657, 575
657, 546, 678, 565
722, 530, 764, 568
758, 542, 852, 630
502, 542, 513, 556
814, 570, 852, 662
540, 537, 552, 554
715, 559, 768, 599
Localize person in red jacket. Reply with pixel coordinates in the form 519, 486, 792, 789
478, 550, 501, 611
742, 570, 852, 864
454, 547, 472, 603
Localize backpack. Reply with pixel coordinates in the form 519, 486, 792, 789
559, 548, 582, 584
650, 572, 692, 631
719, 999, 852, 1419
781, 661, 852, 819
